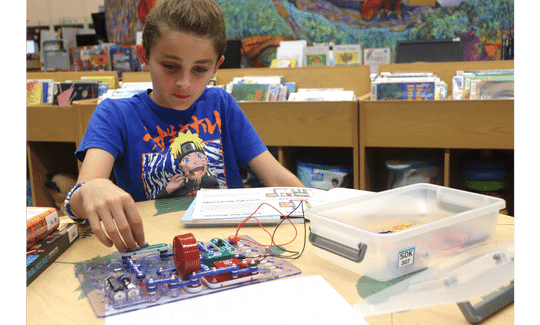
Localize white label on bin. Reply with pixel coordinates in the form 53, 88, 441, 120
398, 247, 415, 268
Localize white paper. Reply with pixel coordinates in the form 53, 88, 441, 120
276, 40, 307, 67
191, 187, 371, 220
106, 275, 369, 325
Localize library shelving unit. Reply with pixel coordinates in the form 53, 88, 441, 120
26, 71, 119, 207
26, 61, 515, 214
361, 60, 514, 213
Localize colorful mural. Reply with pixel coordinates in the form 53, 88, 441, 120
103, 0, 514, 67
215, 0, 514, 66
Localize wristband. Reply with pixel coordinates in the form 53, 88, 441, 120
64, 183, 88, 224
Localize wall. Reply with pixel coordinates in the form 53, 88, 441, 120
27, 0, 514, 66
27, 0, 104, 27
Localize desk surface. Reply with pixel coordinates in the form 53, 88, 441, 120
26, 197, 514, 325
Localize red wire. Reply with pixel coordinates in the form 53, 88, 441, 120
233, 202, 299, 261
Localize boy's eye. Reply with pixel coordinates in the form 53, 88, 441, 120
164, 64, 177, 70
194, 67, 208, 73
183, 157, 189, 164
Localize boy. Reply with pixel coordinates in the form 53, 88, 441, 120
65, 0, 304, 253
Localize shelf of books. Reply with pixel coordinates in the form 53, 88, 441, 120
26, 72, 119, 208
26, 62, 514, 214
377, 60, 514, 90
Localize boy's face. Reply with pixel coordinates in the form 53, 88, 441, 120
179, 151, 208, 178
137, 30, 224, 111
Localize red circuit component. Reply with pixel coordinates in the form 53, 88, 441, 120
173, 233, 201, 280
203, 258, 253, 284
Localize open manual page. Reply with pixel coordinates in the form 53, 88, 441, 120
189, 187, 372, 221
106, 275, 369, 325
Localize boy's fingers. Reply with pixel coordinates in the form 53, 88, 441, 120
87, 211, 113, 248
99, 210, 128, 253
111, 207, 138, 252
124, 204, 145, 247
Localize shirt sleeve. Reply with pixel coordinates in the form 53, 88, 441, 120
75, 98, 126, 162
223, 92, 267, 167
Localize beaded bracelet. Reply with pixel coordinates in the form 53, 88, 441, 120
64, 183, 87, 223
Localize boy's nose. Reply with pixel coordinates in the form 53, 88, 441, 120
176, 73, 191, 88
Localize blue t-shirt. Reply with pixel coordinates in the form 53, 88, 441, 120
76, 87, 267, 202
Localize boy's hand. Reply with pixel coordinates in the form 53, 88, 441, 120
165, 174, 186, 193
78, 179, 145, 253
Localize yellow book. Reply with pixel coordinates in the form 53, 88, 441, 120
270, 58, 297, 68
26, 81, 43, 106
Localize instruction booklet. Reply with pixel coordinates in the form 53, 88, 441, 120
182, 187, 371, 225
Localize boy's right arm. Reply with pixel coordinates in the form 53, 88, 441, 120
69, 148, 145, 253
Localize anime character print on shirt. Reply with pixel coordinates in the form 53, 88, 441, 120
143, 129, 224, 200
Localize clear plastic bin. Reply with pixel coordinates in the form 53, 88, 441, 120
305, 183, 505, 281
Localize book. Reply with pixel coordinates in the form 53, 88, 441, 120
461, 69, 514, 99
278, 84, 290, 101
26, 80, 43, 106
232, 75, 285, 85
363, 48, 391, 74
371, 75, 446, 100
26, 207, 60, 249
88, 48, 110, 71
283, 82, 296, 94
53, 81, 99, 106
110, 45, 136, 78
71, 48, 90, 71
230, 83, 272, 102
276, 40, 307, 67
98, 82, 153, 103
81, 75, 116, 89
333, 44, 362, 66
304, 46, 330, 66
297, 88, 345, 92
289, 90, 355, 101
27, 223, 79, 286
270, 58, 297, 68
469, 80, 514, 99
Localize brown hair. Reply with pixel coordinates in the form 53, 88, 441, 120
142, 0, 227, 61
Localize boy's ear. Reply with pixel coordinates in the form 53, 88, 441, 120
214, 55, 225, 73
136, 44, 149, 71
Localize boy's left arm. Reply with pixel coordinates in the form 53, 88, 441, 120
248, 150, 304, 187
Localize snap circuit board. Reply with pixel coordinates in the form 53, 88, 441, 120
74, 233, 301, 318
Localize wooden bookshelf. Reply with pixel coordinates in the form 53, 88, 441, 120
359, 60, 514, 215
26, 72, 119, 207
377, 60, 514, 91
27, 71, 120, 89
26, 62, 515, 214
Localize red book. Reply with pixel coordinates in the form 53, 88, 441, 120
26, 207, 59, 249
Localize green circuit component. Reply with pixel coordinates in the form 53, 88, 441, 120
121, 243, 170, 257
202, 238, 237, 267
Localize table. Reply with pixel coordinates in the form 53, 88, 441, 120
26, 197, 514, 324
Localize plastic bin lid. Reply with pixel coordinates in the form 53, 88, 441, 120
354, 240, 514, 317
386, 158, 443, 171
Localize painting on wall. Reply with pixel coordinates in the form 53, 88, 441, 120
104, 0, 514, 67
216, 0, 514, 67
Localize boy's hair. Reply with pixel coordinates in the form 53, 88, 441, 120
142, 0, 227, 61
